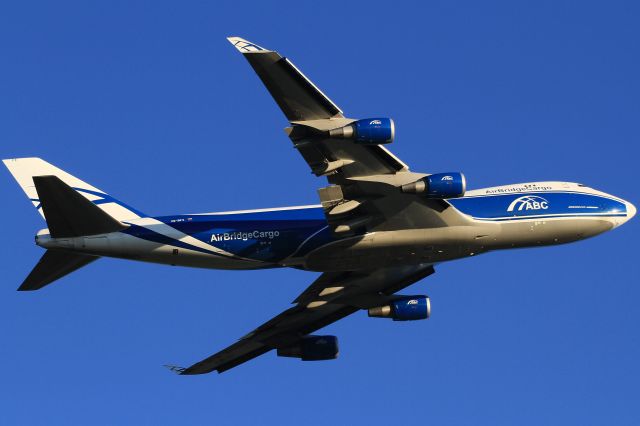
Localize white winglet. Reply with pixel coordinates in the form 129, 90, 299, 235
226, 36, 268, 53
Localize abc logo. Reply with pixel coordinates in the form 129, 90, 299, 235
507, 195, 549, 212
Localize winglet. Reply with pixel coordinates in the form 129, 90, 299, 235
226, 36, 268, 53
163, 364, 186, 375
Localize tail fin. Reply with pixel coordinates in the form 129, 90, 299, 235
3, 157, 144, 221
19, 250, 98, 291
12, 177, 116, 290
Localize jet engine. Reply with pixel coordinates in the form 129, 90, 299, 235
277, 335, 339, 361
329, 118, 395, 145
401, 172, 466, 199
368, 295, 431, 321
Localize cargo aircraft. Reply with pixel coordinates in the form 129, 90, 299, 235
4, 37, 635, 374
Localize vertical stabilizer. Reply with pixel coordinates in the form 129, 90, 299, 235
3, 157, 144, 221
33, 175, 127, 238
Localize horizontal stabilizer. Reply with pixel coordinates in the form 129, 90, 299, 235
33, 175, 127, 238
19, 250, 98, 291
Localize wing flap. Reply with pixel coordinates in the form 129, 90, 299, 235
175, 264, 435, 374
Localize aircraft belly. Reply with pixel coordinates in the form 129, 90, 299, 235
130, 251, 269, 270
69, 232, 270, 270
492, 217, 614, 249
303, 227, 491, 271
300, 215, 615, 271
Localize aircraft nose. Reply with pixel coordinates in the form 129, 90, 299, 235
608, 197, 635, 228
626, 200, 636, 221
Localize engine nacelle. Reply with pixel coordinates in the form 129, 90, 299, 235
401, 172, 466, 199
276, 335, 339, 361
328, 118, 395, 145
368, 295, 431, 321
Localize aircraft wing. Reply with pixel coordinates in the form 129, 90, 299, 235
227, 37, 470, 235
227, 37, 409, 178
170, 264, 435, 374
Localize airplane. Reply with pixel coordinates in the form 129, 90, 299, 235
3, 36, 635, 375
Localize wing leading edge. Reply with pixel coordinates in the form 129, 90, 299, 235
171, 264, 435, 374
227, 36, 342, 121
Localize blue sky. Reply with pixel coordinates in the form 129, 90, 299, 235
1, 1, 638, 424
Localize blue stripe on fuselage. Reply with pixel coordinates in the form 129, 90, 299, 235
122, 223, 230, 258
151, 207, 332, 262
123, 191, 625, 264
448, 191, 626, 221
